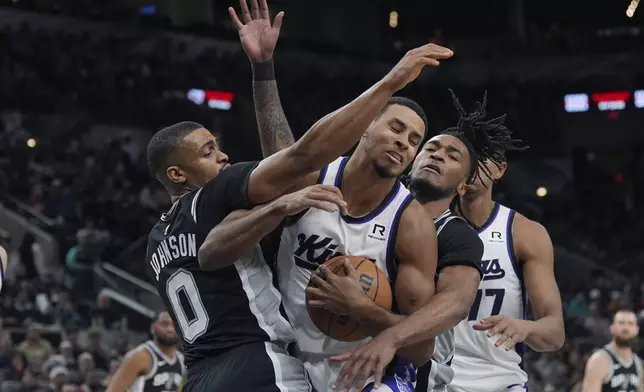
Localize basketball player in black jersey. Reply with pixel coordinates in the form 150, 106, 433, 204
145, 2, 452, 389
106, 312, 184, 392
582, 309, 643, 392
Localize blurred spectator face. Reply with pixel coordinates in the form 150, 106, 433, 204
50, 366, 70, 389
165, 128, 229, 190
152, 311, 179, 347
26, 324, 41, 342
21, 369, 37, 386
610, 310, 639, 347
78, 353, 94, 374
97, 293, 109, 309
410, 134, 471, 199
60, 340, 74, 359
12, 352, 26, 371
360, 104, 425, 178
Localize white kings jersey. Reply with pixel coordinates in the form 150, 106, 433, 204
277, 157, 415, 392
449, 204, 528, 392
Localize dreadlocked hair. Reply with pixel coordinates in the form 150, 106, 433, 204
443, 89, 529, 186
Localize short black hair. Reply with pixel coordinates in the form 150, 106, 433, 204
442, 90, 528, 185
147, 121, 204, 183
379, 96, 428, 142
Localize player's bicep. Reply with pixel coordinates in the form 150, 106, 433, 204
394, 203, 438, 314
516, 218, 562, 320
106, 349, 151, 392
582, 352, 610, 392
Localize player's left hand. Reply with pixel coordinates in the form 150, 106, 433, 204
229, 0, 284, 63
306, 258, 370, 316
331, 331, 398, 392
473, 315, 532, 350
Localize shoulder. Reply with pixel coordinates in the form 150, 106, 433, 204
510, 211, 552, 261
126, 344, 154, 367
587, 349, 611, 371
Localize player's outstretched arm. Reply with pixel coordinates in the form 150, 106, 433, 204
581, 350, 609, 392
245, 44, 453, 205
106, 348, 152, 392
198, 185, 346, 270
229, 0, 295, 158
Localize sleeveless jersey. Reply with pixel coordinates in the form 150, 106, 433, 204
277, 156, 414, 391
600, 345, 642, 392
146, 162, 296, 368
129, 341, 185, 392
0, 253, 4, 293
450, 203, 528, 391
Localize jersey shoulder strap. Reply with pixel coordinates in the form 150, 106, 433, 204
318, 156, 347, 185
136, 341, 158, 380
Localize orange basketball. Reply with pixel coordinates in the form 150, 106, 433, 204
306, 255, 393, 342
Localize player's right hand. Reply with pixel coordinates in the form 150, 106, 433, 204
383, 43, 454, 92
275, 184, 348, 216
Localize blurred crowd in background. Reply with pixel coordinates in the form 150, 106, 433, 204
1, 1, 644, 391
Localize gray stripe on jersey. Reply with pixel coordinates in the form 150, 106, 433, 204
234, 245, 297, 345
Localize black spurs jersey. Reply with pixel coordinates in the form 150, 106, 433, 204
416, 209, 484, 392
146, 162, 296, 368
600, 345, 643, 392
130, 341, 185, 392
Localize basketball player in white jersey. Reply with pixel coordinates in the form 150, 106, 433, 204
440, 93, 565, 392
582, 309, 643, 392
0, 245, 6, 293
106, 312, 185, 392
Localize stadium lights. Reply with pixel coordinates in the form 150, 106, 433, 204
627, 0, 639, 18
389, 11, 399, 28
27, 138, 36, 148
536, 187, 548, 197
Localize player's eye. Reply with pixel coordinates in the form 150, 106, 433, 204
449, 155, 458, 161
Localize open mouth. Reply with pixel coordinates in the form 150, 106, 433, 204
423, 163, 441, 174
386, 151, 403, 164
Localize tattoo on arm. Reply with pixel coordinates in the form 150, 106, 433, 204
253, 80, 295, 157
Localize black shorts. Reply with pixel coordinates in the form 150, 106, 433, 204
184, 342, 313, 392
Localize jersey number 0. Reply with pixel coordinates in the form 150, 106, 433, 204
166, 269, 210, 343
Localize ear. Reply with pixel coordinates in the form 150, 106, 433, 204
456, 182, 469, 197
494, 161, 508, 181
166, 165, 186, 185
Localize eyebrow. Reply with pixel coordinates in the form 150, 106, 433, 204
391, 117, 423, 139
200, 140, 216, 151
426, 140, 464, 155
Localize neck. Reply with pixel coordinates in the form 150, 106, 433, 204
609, 341, 632, 361
459, 188, 496, 228
416, 194, 454, 219
154, 341, 176, 358
342, 153, 398, 217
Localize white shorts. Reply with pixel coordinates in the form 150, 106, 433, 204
447, 383, 527, 392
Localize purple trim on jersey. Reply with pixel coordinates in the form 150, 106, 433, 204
506, 209, 528, 363
384, 193, 415, 286
0, 257, 3, 292
470, 202, 500, 233
283, 163, 330, 227
506, 383, 528, 390
333, 156, 402, 224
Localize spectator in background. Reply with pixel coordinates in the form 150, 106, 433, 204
51, 292, 83, 328
49, 366, 70, 392
584, 303, 611, 341
75, 353, 94, 385
0, 331, 12, 370
90, 293, 124, 331
65, 229, 102, 295
3, 352, 27, 381
16, 324, 53, 368
19, 234, 39, 279
82, 329, 110, 370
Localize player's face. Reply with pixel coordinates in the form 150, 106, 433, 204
153, 312, 179, 347
166, 128, 229, 189
409, 135, 470, 201
362, 105, 425, 178
465, 158, 507, 195
610, 311, 639, 348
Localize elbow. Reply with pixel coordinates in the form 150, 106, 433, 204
411, 338, 435, 367
548, 327, 566, 351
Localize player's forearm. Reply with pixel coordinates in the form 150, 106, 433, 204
252, 61, 295, 157
523, 315, 565, 351
353, 300, 434, 365
198, 203, 285, 270
386, 289, 472, 350
291, 78, 396, 172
